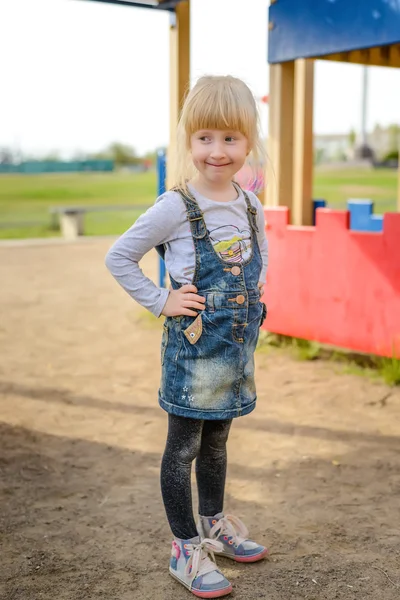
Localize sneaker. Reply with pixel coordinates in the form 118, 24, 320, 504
198, 513, 268, 563
169, 535, 233, 598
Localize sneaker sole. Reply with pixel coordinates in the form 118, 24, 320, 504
214, 547, 269, 563
169, 568, 233, 598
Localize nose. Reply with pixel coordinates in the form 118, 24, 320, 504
210, 142, 226, 160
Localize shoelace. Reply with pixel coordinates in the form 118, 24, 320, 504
185, 538, 223, 587
209, 514, 249, 547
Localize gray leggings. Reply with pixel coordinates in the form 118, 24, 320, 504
161, 414, 232, 539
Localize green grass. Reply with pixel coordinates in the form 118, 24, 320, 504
0, 166, 398, 239
377, 355, 400, 386
314, 167, 398, 213
257, 331, 400, 386
291, 337, 321, 361
0, 171, 157, 239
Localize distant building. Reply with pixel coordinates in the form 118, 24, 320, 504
314, 126, 399, 163
314, 134, 349, 162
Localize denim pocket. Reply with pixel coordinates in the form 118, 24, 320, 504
183, 314, 203, 344
247, 301, 264, 327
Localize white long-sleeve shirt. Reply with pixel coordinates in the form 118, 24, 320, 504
105, 185, 268, 317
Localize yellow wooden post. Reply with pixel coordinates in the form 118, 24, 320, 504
265, 61, 295, 210
167, 1, 190, 188
292, 58, 314, 226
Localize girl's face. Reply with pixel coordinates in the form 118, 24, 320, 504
190, 129, 249, 187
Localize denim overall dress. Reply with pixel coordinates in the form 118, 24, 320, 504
158, 185, 266, 420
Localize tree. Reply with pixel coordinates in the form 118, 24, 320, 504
348, 128, 356, 148
93, 142, 140, 167
41, 150, 61, 161
0, 147, 15, 164
388, 124, 400, 154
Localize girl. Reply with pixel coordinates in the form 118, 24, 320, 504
105, 75, 269, 598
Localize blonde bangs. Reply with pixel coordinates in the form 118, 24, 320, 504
183, 77, 256, 142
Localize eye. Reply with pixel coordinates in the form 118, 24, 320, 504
199, 136, 211, 142
225, 136, 235, 142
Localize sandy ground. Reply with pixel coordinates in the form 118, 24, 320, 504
1, 238, 400, 600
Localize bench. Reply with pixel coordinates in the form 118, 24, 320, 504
49, 205, 151, 239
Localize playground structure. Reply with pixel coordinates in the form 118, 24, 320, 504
84, 1, 400, 358
266, 0, 400, 357
267, 0, 400, 224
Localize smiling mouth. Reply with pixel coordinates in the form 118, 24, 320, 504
206, 162, 231, 167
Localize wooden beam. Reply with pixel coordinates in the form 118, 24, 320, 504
389, 44, 400, 68
292, 58, 314, 226
323, 44, 400, 68
167, 1, 190, 188
265, 61, 295, 210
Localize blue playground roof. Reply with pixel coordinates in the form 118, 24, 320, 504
83, 0, 184, 11
268, 0, 400, 64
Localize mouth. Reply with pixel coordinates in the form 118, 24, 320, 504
205, 162, 232, 168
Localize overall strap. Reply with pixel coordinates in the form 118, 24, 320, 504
155, 186, 207, 260
172, 186, 207, 239
232, 182, 259, 233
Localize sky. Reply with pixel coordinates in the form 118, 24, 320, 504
1, 0, 400, 158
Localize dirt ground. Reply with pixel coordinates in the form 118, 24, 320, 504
1, 238, 400, 600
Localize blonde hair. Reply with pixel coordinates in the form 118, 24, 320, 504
172, 75, 265, 192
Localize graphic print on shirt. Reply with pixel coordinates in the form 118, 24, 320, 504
209, 225, 252, 263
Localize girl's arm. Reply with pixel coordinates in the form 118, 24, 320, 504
249, 193, 268, 285
105, 193, 178, 317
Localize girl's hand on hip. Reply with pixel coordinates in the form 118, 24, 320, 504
258, 282, 265, 297
161, 284, 206, 317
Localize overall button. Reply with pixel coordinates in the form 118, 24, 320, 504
231, 266, 241, 276
236, 294, 245, 305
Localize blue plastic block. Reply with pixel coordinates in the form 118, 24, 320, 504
157, 150, 167, 288
347, 199, 383, 233
313, 199, 326, 225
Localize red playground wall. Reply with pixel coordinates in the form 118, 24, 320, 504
262, 207, 400, 357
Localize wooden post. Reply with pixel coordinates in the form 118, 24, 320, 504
167, 1, 190, 188
292, 58, 314, 226
265, 62, 295, 211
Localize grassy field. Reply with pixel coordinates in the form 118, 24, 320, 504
314, 167, 398, 212
0, 167, 398, 239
